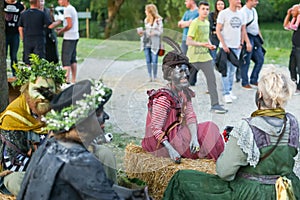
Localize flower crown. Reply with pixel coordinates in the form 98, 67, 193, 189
42, 80, 112, 132
13, 54, 66, 86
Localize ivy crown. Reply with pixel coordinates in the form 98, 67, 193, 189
13, 54, 66, 87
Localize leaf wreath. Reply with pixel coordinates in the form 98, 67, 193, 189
12, 54, 66, 87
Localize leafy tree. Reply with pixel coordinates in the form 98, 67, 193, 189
0, 0, 9, 112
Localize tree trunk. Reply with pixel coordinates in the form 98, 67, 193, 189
0, 0, 9, 112
104, 0, 125, 38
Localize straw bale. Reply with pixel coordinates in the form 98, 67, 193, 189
0, 193, 16, 200
124, 144, 216, 200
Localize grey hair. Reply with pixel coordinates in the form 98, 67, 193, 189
258, 66, 296, 108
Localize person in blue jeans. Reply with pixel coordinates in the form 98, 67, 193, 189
138, 4, 163, 82
216, 0, 252, 104
240, 0, 264, 89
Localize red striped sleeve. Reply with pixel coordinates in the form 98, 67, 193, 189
151, 96, 170, 142
185, 101, 197, 124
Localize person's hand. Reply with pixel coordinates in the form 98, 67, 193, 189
138, 31, 144, 37
208, 44, 216, 50
178, 21, 183, 28
222, 45, 230, 53
190, 137, 200, 154
136, 27, 144, 36
56, 28, 63, 36
246, 42, 252, 52
188, 123, 200, 154
162, 141, 181, 163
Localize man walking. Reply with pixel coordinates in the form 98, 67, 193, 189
186, 1, 227, 114
57, 0, 79, 84
216, 0, 252, 103
240, 0, 264, 89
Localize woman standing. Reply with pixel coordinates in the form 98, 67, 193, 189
138, 4, 163, 82
208, 0, 225, 64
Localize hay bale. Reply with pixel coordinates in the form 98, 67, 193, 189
124, 144, 216, 200
0, 193, 16, 200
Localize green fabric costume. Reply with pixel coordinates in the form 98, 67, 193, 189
163, 113, 300, 200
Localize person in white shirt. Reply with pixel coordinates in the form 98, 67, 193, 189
216, 0, 251, 104
57, 0, 79, 84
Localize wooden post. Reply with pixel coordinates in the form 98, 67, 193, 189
86, 8, 90, 38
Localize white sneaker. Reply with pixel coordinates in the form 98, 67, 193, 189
224, 95, 232, 104
230, 91, 237, 100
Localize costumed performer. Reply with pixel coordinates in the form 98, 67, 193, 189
142, 37, 225, 163
0, 54, 65, 195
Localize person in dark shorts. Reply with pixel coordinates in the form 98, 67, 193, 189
57, 0, 79, 83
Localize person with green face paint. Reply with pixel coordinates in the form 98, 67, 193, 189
0, 54, 65, 195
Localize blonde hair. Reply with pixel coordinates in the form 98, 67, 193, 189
258, 66, 296, 109
145, 4, 162, 25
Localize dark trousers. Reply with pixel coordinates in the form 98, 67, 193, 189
289, 46, 300, 90
6, 33, 20, 76
191, 61, 219, 106
241, 34, 264, 86
23, 36, 45, 65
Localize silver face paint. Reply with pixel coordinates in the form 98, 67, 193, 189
171, 65, 190, 89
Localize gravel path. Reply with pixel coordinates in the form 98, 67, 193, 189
77, 58, 300, 177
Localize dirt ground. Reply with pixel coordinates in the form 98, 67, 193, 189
77, 59, 300, 178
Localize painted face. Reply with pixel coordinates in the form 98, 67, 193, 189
28, 77, 56, 100
171, 65, 190, 89
96, 107, 109, 130
77, 113, 103, 146
28, 77, 56, 116
216, 1, 225, 12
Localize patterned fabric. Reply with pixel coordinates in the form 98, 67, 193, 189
0, 129, 46, 172
231, 119, 260, 167
232, 113, 299, 167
